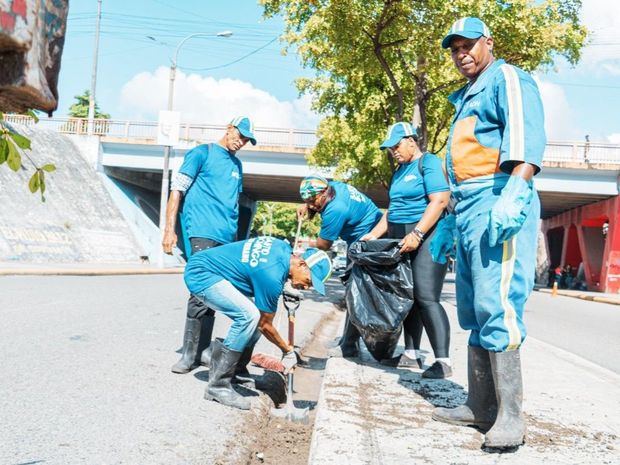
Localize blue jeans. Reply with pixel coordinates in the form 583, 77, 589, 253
194, 280, 262, 352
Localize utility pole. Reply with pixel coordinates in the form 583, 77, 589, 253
87, 0, 102, 136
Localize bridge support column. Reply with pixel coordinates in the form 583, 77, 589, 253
542, 195, 620, 293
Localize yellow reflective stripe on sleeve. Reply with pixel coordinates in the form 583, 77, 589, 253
501, 236, 522, 350
500, 64, 525, 162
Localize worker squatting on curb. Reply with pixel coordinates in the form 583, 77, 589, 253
183, 236, 332, 410
429, 17, 546, 450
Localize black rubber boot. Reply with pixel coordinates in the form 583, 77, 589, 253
432, 346, 497, 431
200, 336, 223, 367
204, 340, 251, 410
328, 316, 360, 358
171, 314, 215, 374
483, 350, 526, 449
234, 342, 257, 384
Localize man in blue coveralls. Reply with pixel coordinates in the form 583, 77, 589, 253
163, 116, 257, 374
430, 18, 545, 449
297, 175, 384, 357
184, 236, 332, 410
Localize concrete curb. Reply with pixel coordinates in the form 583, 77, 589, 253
537, 287, 620, 306
309, 316, 620, 464
0, 267, 184, 276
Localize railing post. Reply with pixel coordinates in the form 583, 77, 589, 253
185, 123, 190, 141
288, 129, 294, 149
124, 121, 130, 138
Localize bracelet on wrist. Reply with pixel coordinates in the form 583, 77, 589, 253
412, 227, 425, 241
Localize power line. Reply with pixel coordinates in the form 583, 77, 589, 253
179, 37, 279, 71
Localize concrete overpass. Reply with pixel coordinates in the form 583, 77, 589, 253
9, 115, 616, 218
6, 115, 620, 291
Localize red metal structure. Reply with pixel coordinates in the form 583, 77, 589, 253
542, 196, 620, 293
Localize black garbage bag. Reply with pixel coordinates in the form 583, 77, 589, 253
344, 239, 414, 361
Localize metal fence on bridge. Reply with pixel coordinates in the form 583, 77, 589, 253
4, 115, 619, 164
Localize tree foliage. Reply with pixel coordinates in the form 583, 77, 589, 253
68, 90, 111, 119
262, 0, 587, 189
252, 201, 321, 240
0, 111, 56, 202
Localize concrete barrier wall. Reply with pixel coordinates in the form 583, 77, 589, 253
0, 126, 143, 264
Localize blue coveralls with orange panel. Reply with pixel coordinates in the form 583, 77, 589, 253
445, 59, 546, 352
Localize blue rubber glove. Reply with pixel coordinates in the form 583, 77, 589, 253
488, 175, 533, 247
430, 214, 457, 264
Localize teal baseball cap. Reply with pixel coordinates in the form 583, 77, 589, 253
230, 116, 257, 145
442, 17, 491, 49
379, 122, 417, 150
302, 248, 332, 295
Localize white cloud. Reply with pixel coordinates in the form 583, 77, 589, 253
607, 133, 620, 144
119, 66, 319, 129
534, 77, 578, 140
579, 0, 620, 67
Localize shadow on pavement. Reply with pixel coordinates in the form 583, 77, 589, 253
396, 371, 467, 408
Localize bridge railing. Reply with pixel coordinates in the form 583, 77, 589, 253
3, 115, 318, 149
3, 115, 619, 163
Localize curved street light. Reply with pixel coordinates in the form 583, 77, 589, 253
155, 31, 233, 267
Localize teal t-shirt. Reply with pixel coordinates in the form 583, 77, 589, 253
179, 143, 243, 244
320, 181, 383, 245
387, 153, 449, 224
184, 237, 290, 313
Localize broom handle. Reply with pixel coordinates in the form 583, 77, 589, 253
293, 217, 302, 251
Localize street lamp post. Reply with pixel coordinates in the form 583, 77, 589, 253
156, 31, 233, 268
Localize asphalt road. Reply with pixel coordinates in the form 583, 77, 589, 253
0, 274, 337, 465
441, 276, 620, 374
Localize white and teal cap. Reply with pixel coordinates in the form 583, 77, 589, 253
379, 122, 417, 150
442, 17, 491, 49
230, 116, 257, 145
302, 248, 332, 295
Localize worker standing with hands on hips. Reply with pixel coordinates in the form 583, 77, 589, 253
184, 236, 332, 410
163, 116, 256, 375
430, 17, 545, 450
297, 176, 383, 358
361, 122, 452, 379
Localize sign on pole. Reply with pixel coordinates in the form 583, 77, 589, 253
157, 110, 181, 146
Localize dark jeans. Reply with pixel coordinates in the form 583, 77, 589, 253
186, 237, 222, 319
387, 221, 450, 358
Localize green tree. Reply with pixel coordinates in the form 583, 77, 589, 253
262, 0, 587, 189
252, 201, 321, 239
68, 90, 110, 119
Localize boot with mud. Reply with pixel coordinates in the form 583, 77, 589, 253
204, 339, 251, 410
200, 338, 255, 385
432, 345, 497, 431
483, 349, 526, 449
328, 316, 360, 358
171, 312, 215, 374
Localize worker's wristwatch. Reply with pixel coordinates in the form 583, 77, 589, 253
412, 227, 425, 241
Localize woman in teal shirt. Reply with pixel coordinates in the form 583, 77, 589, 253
363, 122, 452, 378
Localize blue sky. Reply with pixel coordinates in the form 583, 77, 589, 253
57, 0, 620, 142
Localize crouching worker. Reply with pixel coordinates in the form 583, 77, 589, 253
184, 236, 332, 410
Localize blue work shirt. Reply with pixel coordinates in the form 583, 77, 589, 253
320, 181, 383, 245
184, 237, 291, 313
179, 143, 243, 244
445, 59, 546, 197
388, 153, 449, 224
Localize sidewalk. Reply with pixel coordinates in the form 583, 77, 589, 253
536, 287, 620, 306
308, 300, 620, 465
0, 261, 184, 276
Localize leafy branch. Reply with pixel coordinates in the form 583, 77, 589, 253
0, 111, 56, 202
